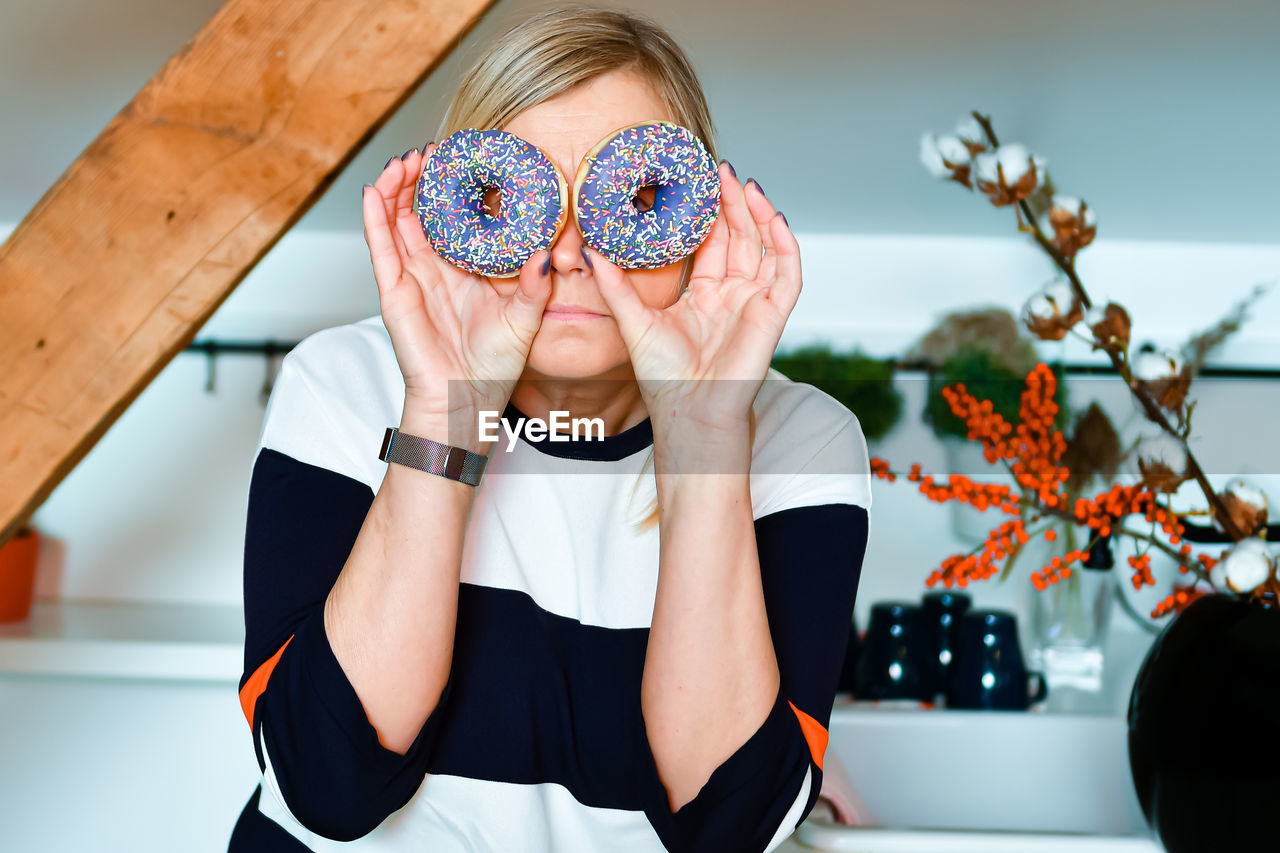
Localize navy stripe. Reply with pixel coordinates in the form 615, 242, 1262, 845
241, 447, 374, 685
242, 448, 451, 841
639, 685, 812, 853
757, 503, 868, 729
428, 582, 652, 807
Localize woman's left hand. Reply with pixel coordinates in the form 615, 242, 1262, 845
588, 163, 802, 435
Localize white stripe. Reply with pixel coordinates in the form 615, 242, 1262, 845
255, 741, 668, 852
765, 765, 813, 852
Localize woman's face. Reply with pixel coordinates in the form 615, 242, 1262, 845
494, 69, 688, 380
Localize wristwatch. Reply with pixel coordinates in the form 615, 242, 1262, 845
378, 427, 487, 486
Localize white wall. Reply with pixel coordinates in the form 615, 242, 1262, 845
3, 0, 1280, 242
0, 676, 260, 852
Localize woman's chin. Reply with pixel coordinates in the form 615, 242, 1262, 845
525, 358, 627, 381
525, 333, 629, 381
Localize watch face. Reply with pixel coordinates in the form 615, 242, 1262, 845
443, 446, 467, 481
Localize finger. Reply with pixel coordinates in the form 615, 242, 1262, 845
685, 209, 729, 292
394, 146, 431, 255
765, 212, 803, 317
743, 179, 778, 283
718, 161, 762, 282
502, 249, 553, 342
362, 184, 403, 298
374, 154, 405, 232
585, 245, 653, 348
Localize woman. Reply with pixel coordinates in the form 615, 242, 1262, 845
229, 5, 871, 852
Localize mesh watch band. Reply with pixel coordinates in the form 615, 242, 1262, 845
378, 427, 486, 486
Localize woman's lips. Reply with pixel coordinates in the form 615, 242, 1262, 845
544, 303, 608, 322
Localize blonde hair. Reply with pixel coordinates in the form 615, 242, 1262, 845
439, 4, 755, 531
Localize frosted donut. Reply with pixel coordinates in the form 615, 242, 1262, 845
572, 121, 721, 269
417, 128, 569, 278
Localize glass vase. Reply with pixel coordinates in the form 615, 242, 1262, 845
1028, 555, 1115, 692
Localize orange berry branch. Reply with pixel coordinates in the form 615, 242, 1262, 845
869, 363, 1229, 617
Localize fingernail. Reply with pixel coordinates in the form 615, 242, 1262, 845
720, 159, 736, 178
777, 210, 789, 227
384, 156, 396, 168
579, 246, 594, 270
361, 183, 371, 198
540, 252, 552, 276
748, 178, 766, 195
400, 148, 416, 161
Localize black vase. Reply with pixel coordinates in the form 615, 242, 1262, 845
1128, 594, 1280, 852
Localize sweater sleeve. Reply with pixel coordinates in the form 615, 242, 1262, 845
634, 412, 871, 853
237, 347, 454, 842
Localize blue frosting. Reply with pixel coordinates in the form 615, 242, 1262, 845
417, 129, 565, 278
574, 122, 721, 269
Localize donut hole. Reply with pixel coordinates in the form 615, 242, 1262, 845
481, 186, 503, 218
631, 184, 658, 213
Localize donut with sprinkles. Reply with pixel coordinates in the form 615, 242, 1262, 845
572, 121, 721, 269
417, 128, 568, 278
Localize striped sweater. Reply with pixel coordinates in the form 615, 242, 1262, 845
230, 314, 872, 852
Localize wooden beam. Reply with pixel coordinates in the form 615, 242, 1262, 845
0, 0, 498, 546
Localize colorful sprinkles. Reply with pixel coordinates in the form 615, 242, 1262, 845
416, 129, 567, 278
572, 121, 720, 269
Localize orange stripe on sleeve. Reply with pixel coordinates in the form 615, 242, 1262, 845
239, 635, 295, 728
787, 700, 829, 771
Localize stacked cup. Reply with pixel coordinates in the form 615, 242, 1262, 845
852, 592, 1048, 711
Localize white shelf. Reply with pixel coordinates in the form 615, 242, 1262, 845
0, 599, 243, 683
796, 823, 1160, 852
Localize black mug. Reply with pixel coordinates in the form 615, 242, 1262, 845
947, 609, 1048, 710
920, 590, 971, 700
855, 602, 929, 701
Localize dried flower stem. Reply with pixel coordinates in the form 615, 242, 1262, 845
969, 110, 1244, 542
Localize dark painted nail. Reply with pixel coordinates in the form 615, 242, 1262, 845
540, 252, 552, 276
384, 156, 396, 168
400, 148, 416, 161
579, 246, 594, 270
748, 178, 766, 196
777, 210, 789, 227
720, 159, 736, 178
361, 183, 372, 197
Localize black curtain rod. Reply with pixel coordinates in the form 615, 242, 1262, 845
884, 358, 1280, 379
183, 339, 1280, 380
186, 339, 298, 355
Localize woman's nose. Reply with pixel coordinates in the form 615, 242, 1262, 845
548, 212, 591, 274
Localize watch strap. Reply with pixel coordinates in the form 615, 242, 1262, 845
378, 427, 486, 486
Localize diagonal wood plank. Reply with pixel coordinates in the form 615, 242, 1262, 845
0, 0, 498, 546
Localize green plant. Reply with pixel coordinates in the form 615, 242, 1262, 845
771, 345, 903, 441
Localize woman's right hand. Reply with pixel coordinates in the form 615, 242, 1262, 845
361, 144, 552, 430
